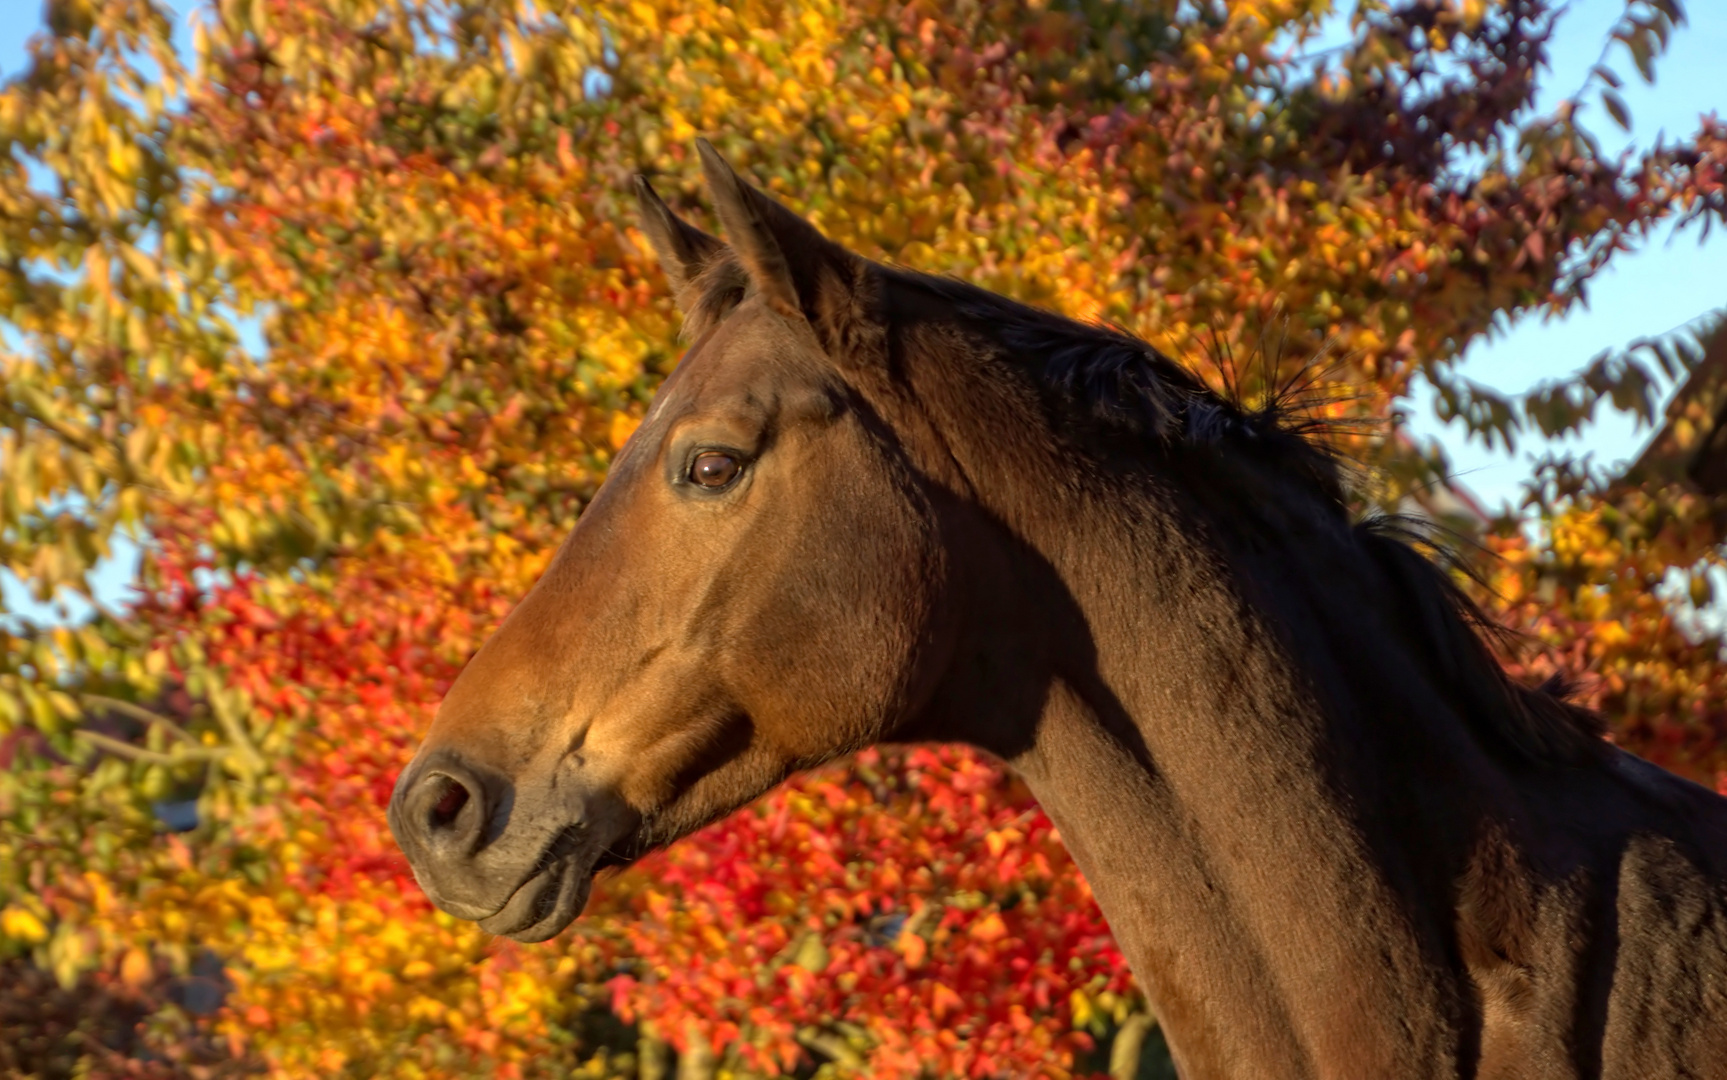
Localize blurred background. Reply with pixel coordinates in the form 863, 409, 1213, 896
0, 1, 1723, 1077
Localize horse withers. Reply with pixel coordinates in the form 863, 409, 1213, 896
390, 142, 1727, 1079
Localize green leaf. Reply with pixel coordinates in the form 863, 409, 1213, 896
1602, 89, 1632, 131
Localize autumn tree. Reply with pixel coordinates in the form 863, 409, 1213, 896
0, 0, 1722, 1076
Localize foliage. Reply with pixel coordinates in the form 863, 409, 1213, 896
1, 0, 1723, 1076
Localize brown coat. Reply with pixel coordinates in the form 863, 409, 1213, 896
391, 143, 1727, 1079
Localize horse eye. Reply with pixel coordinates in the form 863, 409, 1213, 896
689, 451, 741, 489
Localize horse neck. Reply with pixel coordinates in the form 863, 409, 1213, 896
1010, 484, 1505, 1075
885, 334, 1507, 1076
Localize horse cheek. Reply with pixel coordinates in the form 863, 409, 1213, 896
745, 488, 938, 763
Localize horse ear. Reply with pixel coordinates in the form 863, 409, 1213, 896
633, 175, 726, 303
695, 139, 865, 334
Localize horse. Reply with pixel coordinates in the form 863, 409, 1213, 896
389, 141, 1727, 1079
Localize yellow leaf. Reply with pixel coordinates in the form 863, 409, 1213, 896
1071, 988, 1095, 1027
1, 906, 48, 944
120, 947, 152, 987
609, 411, 642, 450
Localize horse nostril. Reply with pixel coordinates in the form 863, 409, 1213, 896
428, 776, 470, 830
395, 756, 488, 856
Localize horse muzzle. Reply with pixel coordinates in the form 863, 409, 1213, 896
388, 746, 636, 942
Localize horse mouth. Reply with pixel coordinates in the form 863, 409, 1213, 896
477, 858, 594, 942
472, 830, 644, 943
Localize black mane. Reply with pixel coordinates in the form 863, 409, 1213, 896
889, 267, 1608, 768
690, 253, 1607, 767
889, 267, 1355, 509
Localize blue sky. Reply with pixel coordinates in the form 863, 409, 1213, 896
1, 0, 1724, 621
1397, 0, 1727, 509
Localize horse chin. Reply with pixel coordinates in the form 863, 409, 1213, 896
478, 856, 596, 943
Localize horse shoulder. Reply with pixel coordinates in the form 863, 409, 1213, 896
1600, 773, 1727, 1079
1459, 754, 1727, 1079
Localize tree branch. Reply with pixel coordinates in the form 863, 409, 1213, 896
80, 693, 197, 745
73, 729, 226, 766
